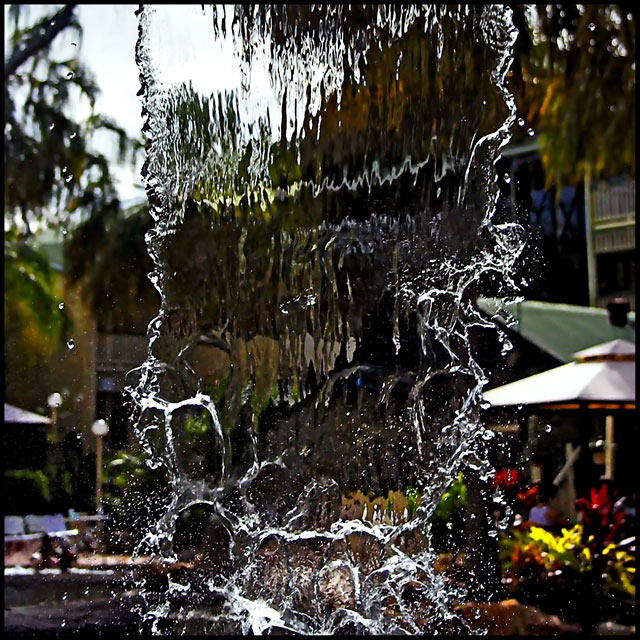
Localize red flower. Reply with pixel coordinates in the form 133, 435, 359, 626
516, 485, 538, 509
491, 468, 520, 491
576, 483, 626, 546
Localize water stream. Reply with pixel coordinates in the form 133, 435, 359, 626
127, 5, 525, 634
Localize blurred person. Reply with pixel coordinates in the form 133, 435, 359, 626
59, 538, 76, 572
620, 489, 636, 539
527, 486, 569, 531
37, 534, 57, 569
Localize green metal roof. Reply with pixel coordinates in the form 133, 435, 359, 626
478, 298, 636, 363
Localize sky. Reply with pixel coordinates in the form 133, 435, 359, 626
75, 4, 143, 204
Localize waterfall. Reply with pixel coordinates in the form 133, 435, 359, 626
127, 5, 524, 634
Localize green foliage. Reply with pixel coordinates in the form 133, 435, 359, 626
431, 472, 467, 523
406, 487, 421, 520
601, 539, 636, 599
4, 5, 142, 365
4, 5, 140, 235
64, 202, 155, 328
60, 470, 73, 498
500, 524, 589, 574
4, 229, 68, 365
4, 469, 52, 508
102, 450, 171, 536
500, 524, 636, 600
511, 5, 635, 185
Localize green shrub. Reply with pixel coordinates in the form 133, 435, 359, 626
4, 469, 51, 513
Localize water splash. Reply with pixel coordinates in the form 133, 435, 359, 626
129, 4, 524, 634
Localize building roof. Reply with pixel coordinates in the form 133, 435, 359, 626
4, 403, 51, 425
477, 298, 636, 363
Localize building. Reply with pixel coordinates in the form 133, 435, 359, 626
498, 140, 635, 311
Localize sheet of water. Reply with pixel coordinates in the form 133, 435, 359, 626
129, 5, 524, 634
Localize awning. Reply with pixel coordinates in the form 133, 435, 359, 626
477, 298, 635, 363
4, 403, 52, 425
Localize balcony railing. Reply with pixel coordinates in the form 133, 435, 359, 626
594, 225, 636, 254
592, 178, 635, 223
590, 177, 635, 253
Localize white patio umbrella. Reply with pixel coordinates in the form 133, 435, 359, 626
4, 403, 52, 425
483, 339, 635, 482
483, 339, 635, 410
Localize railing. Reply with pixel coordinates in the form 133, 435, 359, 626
96, 333, 147, 373
594, 225, 636, 254
591, 177, 635, 223
590, 177, 635, 253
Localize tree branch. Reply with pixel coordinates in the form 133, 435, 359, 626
4, 4, 78, 80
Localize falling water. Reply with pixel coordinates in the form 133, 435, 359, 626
128, 5, 525, 634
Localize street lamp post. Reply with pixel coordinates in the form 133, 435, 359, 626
91, 419, 109, 513
47, 392, 62, 443
45, 393, 63, 480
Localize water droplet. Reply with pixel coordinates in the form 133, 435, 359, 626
65, 175, 73, 183
49, 123, 55, 130
71, 42, 77, 47
589, 22, 595, 31
59, 302, 65, 310
66, 71, 74, 79
527, 128, 535, 137
545, 424, 552, 433
503, 173, 511, 184
67, 339, 75, 350
517, 117, 525, 127
69, 132, 77, 139
62, 166, 68, 173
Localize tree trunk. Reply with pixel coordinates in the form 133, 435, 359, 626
5, 5, 77, 80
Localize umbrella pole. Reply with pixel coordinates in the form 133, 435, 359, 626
604, 415, 615, 481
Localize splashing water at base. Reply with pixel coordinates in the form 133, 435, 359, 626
127, 5, 525, 634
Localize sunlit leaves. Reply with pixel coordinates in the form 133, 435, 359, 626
511, 4, 635, 185
4, 230, 68, 366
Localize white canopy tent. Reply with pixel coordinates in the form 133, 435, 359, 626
4, 403, 52, 425
483, 339, 635, 409
483, 339, 635, 486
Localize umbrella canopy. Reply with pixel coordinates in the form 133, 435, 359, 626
4, 403, 51, 425
573, 339, 635, 360
483, 340, 635, 409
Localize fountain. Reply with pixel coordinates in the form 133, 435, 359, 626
126, 5, 525, 634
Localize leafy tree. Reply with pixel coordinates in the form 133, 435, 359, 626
4, 5, 143, 361
4, 4, 140, 235
510, 4, 635, 185
4, 228, 68, 367
64, 202, 156, 333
